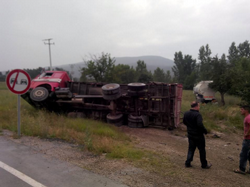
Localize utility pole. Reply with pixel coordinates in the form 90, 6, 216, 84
43, 38, 54, 71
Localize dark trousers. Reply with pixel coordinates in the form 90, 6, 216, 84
239, 139, 250, 172
185, 135, 207, 168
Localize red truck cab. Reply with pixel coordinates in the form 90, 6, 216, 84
31, 71, 71, 91
27, 71, 71, 102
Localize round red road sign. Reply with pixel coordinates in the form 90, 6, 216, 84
6, 69, 31, 94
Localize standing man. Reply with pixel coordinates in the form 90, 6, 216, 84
183, 101, 212, 169
234, 105, 250, 175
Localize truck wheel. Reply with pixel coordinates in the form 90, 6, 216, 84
128, 83, 146, 91
102, 83, 121, 100
106, 113, 123, 127
128, 114, 144, 128
30, 87, 49, 102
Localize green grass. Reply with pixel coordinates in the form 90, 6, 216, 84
182, 90, 244, 132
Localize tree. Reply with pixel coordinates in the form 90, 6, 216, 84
209, 54, 232, 106
80, 67, 88, 82
228, 42, 239, 64
113, 64, 136, 84
153, 67, 165, 82
238, 40, 250, 59
227, 41, 250, 101
136, 60, 147, 73
81, 53, 115, 82
0, 71, 4, 82
172, 51, 196, 87
184, 71, 197, 90
23, 67, 44, 79
135, 60, 152, 82
165, 70, 172, 83
198, 44, 212, 81
172, 51, 184, 83
229, 58, 250, 105
138, 73, 152, 83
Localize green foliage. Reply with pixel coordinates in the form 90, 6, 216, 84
0, 74, 5, 82
135, 60, 153, 82
81, 52, 116, 82
138, 72, 152, 83
198, 44, 212, 81
113, 64, 136, 84
23, 67, 44, 79
135, 60, 147, 73
153, 67, 165, 82
165, 70, 172, 83
238, 40, 250, 58
0, 71, 9, 82
228, 58, 250, 105
209, 54, 232, 105
172, 52, 184, 83
184, 71, 197, 90
228, 42, 240, 63
172, 52, 196, 86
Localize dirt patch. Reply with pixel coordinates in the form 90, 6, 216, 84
3, 125, 250, 187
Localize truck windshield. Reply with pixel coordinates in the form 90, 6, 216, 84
38, 72, 53, 78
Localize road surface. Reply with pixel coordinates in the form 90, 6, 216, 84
0, 135, 128, 187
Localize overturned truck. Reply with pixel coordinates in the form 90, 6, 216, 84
21, 71, 183, 129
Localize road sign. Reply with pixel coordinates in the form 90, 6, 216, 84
6, 69, 31, 95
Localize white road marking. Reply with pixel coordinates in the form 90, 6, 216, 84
0, 161, 47, 187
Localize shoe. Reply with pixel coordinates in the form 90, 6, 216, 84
185, 164, 192, 168
246, 170, 250, 174
234, 169, 246, 175
202, 163, 212, 169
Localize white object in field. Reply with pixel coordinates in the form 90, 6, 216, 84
193, 81, 216, 101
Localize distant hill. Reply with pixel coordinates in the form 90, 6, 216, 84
56, 56, 174, 79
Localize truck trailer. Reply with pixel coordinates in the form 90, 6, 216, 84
21, 71, 183, 129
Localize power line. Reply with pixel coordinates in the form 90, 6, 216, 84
43, 38, 54, 71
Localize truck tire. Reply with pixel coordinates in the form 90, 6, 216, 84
30, 87, 49, 102
106, 113, 123, 127
102, 83, 121, 100
128, 83, 146, 91
128, 114, 144, 128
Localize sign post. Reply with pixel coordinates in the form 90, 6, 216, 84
6, 69, 31, 137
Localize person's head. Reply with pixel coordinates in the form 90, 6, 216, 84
191, 101, 200, 110
240, 105, 250, 116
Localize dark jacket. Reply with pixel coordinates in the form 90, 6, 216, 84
183, 109, 207, 138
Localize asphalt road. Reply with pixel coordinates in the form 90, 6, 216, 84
0, 135, 128, 187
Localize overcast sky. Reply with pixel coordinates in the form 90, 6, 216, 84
1, 0, 249, 71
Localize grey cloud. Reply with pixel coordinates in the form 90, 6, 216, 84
0, 0, 249, 71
